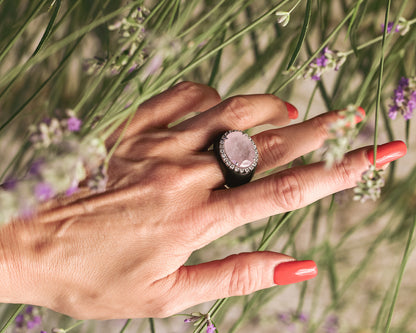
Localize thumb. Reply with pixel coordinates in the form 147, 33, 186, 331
173, 251, 317, 309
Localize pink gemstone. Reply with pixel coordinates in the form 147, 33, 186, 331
223, 131, 256, 168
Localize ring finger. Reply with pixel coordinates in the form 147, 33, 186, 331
252, 109, 364, 173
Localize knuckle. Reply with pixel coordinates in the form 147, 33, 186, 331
257, 133, 288, 165
334, 155, 362, 186
270, 171, 303, 211
310, 115, 331, 141
173, 81, 220, 104
228, 255, 260, 296
173, 81, 200, 94
222, 96, 255, 128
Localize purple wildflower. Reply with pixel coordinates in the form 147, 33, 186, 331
316, 48, 329, 67
15, 314, 24, 327
388, 76, 416, 120
298, 46, 346, 81
206, 323, 216, 333
312, 74, 321, 81
324, 314, 339, 333
1, 177, 17, 190
67, 116, 82, 132
29, 159, 44, 175
381, 22, 401, 33
65, 184, 78, 196
34, 182, 54, 201
298, 312, 308, 322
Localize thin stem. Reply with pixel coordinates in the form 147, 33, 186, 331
0, 0, 49, 64
287, 0, 302, 14
163, 0, 292, 93
177, 0, 227, 38
272, 6, 355, 94
149, 318, 156, 333
62, 320, 84, 332
0, 1, 143, 89
0, 304, 25, 333
385, 215, 416, 332
374, 0, 392, 165
120, 319, 132, 333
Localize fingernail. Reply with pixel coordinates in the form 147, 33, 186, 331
366, 140, 407, 168
337, 106, 365, 124
355, 106, 366, 123
274, 260, 317, 285
285, 102, 298, 120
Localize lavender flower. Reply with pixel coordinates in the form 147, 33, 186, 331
206, 323, 216, 333
323, 105, 363, 168
288, 47, 347, 81
0, 111, 108, 224
353, 165, 385, 203
67, 116, 82, 132
277, 310, 309, 332
13, 305, 43, 333
34, 182, 54, 201
381, 22, 399, 33
381, 17, 411, 36
324, 315, 340, 333
388, 76, 416, 120
183, 312, 216, 332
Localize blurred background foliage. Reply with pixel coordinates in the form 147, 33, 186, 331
0, 0, 416, 332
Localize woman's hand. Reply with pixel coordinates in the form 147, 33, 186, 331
0, 82, 406, 319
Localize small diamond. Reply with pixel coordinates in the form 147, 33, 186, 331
244, 168, 249, 173
235, 167, 240, 172
230, 165, 235, 170
249, 166, 254, 171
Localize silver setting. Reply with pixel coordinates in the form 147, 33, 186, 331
218, 130, 258, 174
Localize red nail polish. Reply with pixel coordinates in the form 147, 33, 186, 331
274, 260, 317, 285
355, 106, 366, 123
366, 141, 407, 168
285, 102, 298, 120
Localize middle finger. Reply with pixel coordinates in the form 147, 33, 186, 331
172, 94, 297, 151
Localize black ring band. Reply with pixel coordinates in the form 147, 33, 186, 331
213, 130, 258, 188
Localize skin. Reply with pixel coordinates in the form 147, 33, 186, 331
0, 81, 378, 320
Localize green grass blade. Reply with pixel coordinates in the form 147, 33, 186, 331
0, 304, 24, 333
0, 0, 49, 64
384, 215, 416, 333
208, 29, 227, 87
373, 0, 392, 165
32, 0, 61, 56
119, 319, 132, 333
286, 0, 312, 70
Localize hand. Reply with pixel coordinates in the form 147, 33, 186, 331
0, 82, 406, 319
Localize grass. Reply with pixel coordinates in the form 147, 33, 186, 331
0, 0, 415, 332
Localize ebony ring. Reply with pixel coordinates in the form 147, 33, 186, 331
213, 130, 258, 188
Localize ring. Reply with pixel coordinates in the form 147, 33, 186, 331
213, 130, 258, 187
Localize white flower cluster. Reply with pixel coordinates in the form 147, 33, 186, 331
323, 105, 363, 168
0, 111, 108, 223
353, 165, 385, 203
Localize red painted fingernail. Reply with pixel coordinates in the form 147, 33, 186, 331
285, 102, 298, 119
356, 106, 366, 123
366, 140, 407, 168
274, 260, 318, 285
